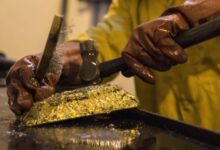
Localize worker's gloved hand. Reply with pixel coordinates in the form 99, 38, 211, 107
6, 55, 58, 115
6, 42, 82, 115
58, 42, 82, 84
122, 13, 189, 83
122, 0, 220, 84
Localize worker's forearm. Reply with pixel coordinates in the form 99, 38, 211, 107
164, 0, 220, 26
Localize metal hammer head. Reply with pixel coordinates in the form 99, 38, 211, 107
79, 40, 100, 84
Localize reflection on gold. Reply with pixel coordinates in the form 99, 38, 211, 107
30, 126, 139, 149
8, 118, 142, 150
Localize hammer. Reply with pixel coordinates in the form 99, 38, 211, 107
79, 16, 220, 83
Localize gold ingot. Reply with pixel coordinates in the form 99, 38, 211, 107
20, 84, 139, 126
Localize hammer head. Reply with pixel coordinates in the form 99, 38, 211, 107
79, 40, 100, 84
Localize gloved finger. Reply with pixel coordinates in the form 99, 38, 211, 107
122, 53, 156, 84
156, 30, 187, 63
127, 35, 172, 71
7, 81, 34, 115
34, 85, 54, 102
11, 67, 55, 103
6, 55, 41, 92
154, 26, 187, 63
134, 26, 173, 66
136, 47, 172, 71
34, 73, 56, 101
134, 26, 166, 58
17, 66, 40, 90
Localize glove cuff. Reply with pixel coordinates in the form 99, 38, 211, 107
162, 0, 220, 27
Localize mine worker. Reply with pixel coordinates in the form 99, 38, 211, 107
6, 0, 220, 132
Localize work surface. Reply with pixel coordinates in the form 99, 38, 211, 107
0, 87, 219, 150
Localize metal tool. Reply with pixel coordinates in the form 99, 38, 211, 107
79, 16, 220, 82
79, 40, 100, 83
36, 15, 64, 81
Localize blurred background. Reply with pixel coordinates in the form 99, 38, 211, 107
0, 0, 135, 95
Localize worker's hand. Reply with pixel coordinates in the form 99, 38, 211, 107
122, 13, 189, 83
58, 42, 82, 84
6, 42, 82, 115
6, 55, 59, 115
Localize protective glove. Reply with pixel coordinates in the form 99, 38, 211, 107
122, 13, 189, 83
59, 42, 82, 84
6, 42, 82, 115
122, 0, 220, 84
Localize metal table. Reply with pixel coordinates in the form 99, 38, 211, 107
0, 87, 220, 150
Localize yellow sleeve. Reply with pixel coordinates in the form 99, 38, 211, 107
72, 0, 131, 63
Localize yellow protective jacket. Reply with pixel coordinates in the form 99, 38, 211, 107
75, 0, 220, 132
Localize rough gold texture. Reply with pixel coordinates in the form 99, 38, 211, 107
20, 84, 139, 126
